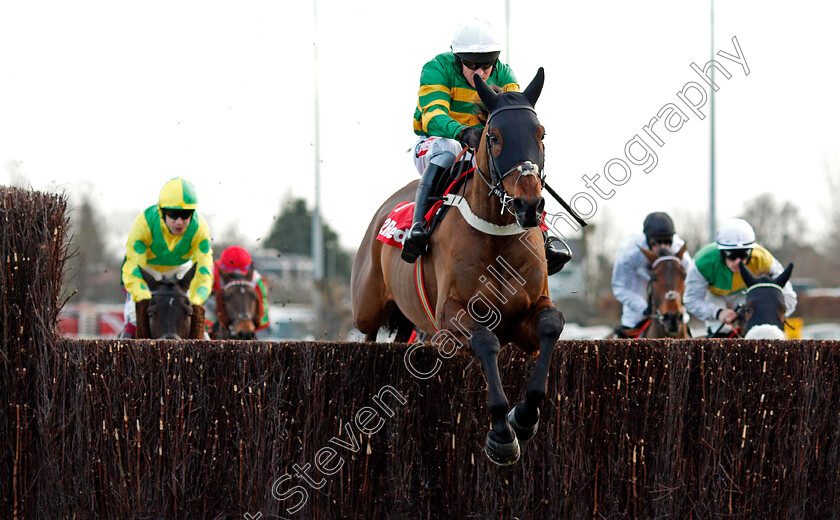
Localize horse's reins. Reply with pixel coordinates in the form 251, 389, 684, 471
710, 304, 745, 338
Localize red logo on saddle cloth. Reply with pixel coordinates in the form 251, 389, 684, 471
377, 202, 413, 248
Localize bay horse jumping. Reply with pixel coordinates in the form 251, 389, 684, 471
739, 261, 794, 339
640, 245, 689, 338
137, 264, 203, 339
214, 267, 260, 339
352, 69, 564, 465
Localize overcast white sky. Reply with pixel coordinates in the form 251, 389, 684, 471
2, 1, 839, 255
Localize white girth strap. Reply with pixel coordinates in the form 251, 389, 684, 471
442, 194, 526, 236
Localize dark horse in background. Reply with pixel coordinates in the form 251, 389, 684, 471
739, 262, 794, 339
137, 264, 204, 339
213, 267, 261, 339
640, 245, 689, 338
352, 69, 564, 465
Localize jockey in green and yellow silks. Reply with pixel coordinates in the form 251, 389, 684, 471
402, 18, 572, 274
119, 177, 214, 338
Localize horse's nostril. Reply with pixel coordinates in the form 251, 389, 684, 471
513, 198, 526, 214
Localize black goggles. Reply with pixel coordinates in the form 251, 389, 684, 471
462, 60, 496, 71
723, 248, 752, 260
162, 208, 194, 221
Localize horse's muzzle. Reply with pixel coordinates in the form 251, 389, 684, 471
512, 196, 545, 228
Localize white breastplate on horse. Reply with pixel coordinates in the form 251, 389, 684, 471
442, 194, 526, 236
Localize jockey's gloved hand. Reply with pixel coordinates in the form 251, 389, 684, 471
459, 126, 482, 150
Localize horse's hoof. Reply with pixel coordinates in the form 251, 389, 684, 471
485, 434, 520, 466
508, 406, 540, 442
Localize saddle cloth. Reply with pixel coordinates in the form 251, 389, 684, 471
375, 165, 550, 249
376, 169, 470, 249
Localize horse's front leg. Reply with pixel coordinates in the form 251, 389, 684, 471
470, 325, 521, 465
509, 299, 564, 441
439, 298, 519, 465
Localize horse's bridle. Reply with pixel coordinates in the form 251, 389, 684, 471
477, 105, 546, 214
220, 279, 259, 332
646, 255, 688, 337
149, 287, 193, 338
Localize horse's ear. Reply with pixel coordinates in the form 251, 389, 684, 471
639, 246, 657, 266
774, 263, 794, 288
522, 67, 545, 107
140, 267, 158, 291
676, 243, 687, 260
739, 262, 758, 287
474, 73, 498, 112
179, 263, 198, 292
246, 264, 255, 281
218, 267, 231, 285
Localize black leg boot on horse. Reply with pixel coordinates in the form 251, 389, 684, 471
401, 154, 454, 263
543, 231, 572, 275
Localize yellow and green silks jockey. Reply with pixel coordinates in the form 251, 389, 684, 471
121, 177, 214, 305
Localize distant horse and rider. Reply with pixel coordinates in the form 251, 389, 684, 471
211, 266, 263, 340
637, 245, 690, 339
207, 246, 269, 340
352, 68, 565, 465
708, 262, 795, 339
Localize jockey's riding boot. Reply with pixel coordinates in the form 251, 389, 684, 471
544, 231, 573, 275
401, 162, 449, 263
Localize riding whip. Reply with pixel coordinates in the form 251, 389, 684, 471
543, 181, 588, 228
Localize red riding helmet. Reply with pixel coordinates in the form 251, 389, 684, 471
219, 246, 252, 275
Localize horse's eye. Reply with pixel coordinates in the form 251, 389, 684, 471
488, 134, 499, 146
650, 274, 657, 281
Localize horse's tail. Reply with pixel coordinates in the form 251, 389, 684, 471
383, 307, 415, 343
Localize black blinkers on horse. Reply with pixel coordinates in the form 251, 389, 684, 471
739, 262, 794, 338
475, 69, 546, 228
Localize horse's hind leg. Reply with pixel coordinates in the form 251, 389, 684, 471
352, 272, 391, 342
509, 303, 564, 442
471, 326, 520, 465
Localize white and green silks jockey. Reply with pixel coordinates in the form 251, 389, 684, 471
684, 218, 797, 331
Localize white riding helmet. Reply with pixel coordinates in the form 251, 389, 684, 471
451, 19, 502, 58
716, 218, 756, 250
